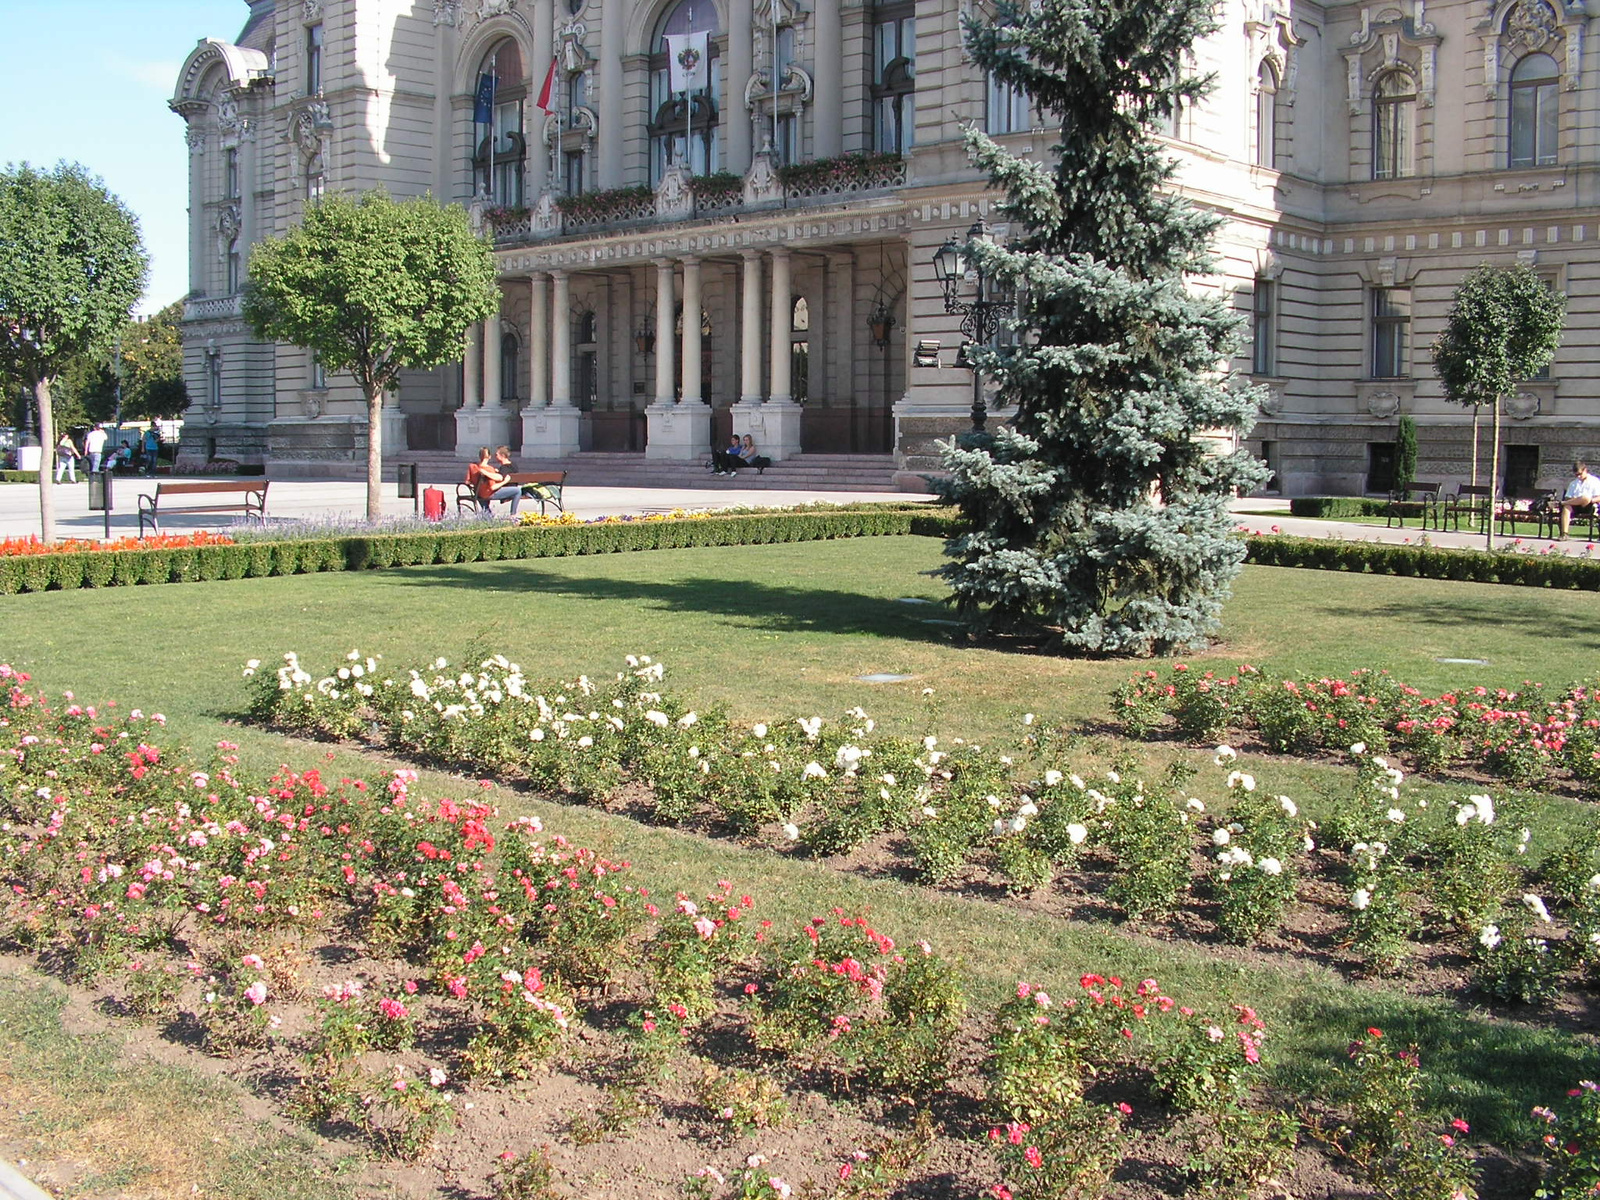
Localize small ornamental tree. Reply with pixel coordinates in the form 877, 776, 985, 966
1394, 414, 1418, 495
0, 162, 147, 540
244, 191, 499, 520
935, 0, 1265, 655
1430, 263, 1565, 550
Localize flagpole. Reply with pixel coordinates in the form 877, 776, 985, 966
770, 0, 780, 158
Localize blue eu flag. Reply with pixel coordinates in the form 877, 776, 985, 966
473, 73, 497, 125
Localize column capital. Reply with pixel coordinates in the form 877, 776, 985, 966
678, 252, 701, 266
768, 246, 791, 261
653, 257, 675, 270
740, 248, 763, 262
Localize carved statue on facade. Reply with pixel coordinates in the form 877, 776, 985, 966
1505, 0, 1560, 49
290, 101, 332, 160
432, 0, 460, 26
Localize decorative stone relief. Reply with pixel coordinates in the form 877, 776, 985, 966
1345, 7, 1439, 112
289, 100, 332, 160
556, 19, 591, 71
1247, 4, 1306, 106
1484, 0, 1581, 97
534, 192, 559, 233
185, 123, 207, 154
302, 391, 325, 419
461, 0, 517, 30
432, 0, 460, 26
1507, 391, 1542, 419
1365, 389, 1401, 418
1256, 388, 1284, 417
655, 165, 693, 219
302, 0, 324, 21
1505, 0, 1559, 49
743, 149, 781, 205
217, 203, 242, 242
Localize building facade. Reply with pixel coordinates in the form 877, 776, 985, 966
173, 0, 1600, 495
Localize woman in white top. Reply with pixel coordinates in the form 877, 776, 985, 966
54, 431, 80, 483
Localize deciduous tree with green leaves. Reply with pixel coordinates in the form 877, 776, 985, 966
0, 162, 147, 540
933, 0, 1265, 655
1430, 263, 1565, 550
243, 191, 499, 520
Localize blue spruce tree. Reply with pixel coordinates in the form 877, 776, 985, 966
935, 0, 1266, 654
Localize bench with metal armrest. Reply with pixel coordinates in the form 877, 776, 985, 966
138, 480, 268, 535
454, 470, 567, 517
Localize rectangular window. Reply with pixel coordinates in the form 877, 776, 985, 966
564, 149, 585, 195
306, 23, 323, 95
986, 73, 1029, 135
225, 148, 239, 199
1252, 277, 1276, 376
310, 353, 327, 391
775, 112, 798, 165
1371, 287, 1410, 378
226, 240, 241, 295
872, 8, 915, 154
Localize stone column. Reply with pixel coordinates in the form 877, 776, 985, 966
769, 248, 792, 403
739, 250, 763, 404
646, 258, 707, 460
551, 270, 572, 405
463, 322, 482, 408
524, 269, 581, 456
727, 1, 754, 175
187, 123, 207, 295
527, 273, 548, 409
652, 259, 676, 406
482, 314, 503, 409
598, 0, 625, 188
530, 0, 554, 199
760, 247, 803, 460
680, 256, 703, 405
814, 0, 843, 158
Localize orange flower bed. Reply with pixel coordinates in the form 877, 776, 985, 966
0, 531, 235, 557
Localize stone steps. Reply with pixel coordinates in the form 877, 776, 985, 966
388, 451, 906, 492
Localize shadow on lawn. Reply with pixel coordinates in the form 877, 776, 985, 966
369, 560, 962, 643
1307, 597, 1600, 654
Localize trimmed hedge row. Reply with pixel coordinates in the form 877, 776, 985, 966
0, 471, 41, 485
0, 508, 934, 595
1287, 495, 1388, 518
1245, 532, 1600, 589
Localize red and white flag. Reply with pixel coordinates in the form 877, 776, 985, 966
535, 56, 558, 113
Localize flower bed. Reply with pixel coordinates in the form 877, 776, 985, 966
3, 662, 1532, 1200
244, 650, 1600, 1010
1111, 662, 1600, 792
0, 531, 233, 557
0, 506, 936, 594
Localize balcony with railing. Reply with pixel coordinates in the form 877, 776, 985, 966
485, 152, 907, 247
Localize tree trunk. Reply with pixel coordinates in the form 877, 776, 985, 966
364, 382, 383, 522
1485, 397, 1501, 552
1469, 405, 1481, 488
34, 377, 56, 543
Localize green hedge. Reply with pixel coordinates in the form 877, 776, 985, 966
0, 508, 936, 595
1287, 495, 1389, 518
1244, 533, 1600, 589
0, 471, 41, 485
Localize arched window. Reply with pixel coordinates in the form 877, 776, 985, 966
500, 329, 520, 402
305, 153, 326, 202
1255, 61, 1279, 168
473, 38, 527, 205
1509, 52, 1559, 169
791, 295, 809, 403
649, 0, 721, 185
1371, 70, 1415, 180
871, 3, 915, 154
226, 237, 241, 294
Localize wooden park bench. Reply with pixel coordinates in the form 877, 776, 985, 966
454, 470, 567, 518
138, 479, 268, 535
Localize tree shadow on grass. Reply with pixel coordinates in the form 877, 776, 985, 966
367, 560, 963, 644
1306, 598, 1600, 654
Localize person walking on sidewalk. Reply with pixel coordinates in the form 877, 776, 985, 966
54, 431, 81, 483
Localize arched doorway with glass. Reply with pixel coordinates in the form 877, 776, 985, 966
472, 38, 528, 205
648, 0, 721, 184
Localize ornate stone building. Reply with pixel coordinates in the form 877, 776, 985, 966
173, 0, 1600, 494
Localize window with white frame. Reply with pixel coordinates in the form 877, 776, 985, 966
1371, 70, 1415, 180
1371, 287, 1410, 378
1252, 277, 1276, 375
1255, 61, 1279, 168
872, 4, 916, 154
987, 72, 1029, 135
1509, 52, 1559, 169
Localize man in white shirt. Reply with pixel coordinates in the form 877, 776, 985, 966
1557, 461, 1600, 538
83, 426, 108, 474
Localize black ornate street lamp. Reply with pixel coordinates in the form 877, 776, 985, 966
932, 217, 1015, 431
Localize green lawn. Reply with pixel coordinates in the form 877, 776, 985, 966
3, 536, 1598, 1147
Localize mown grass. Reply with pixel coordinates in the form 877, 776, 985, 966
2, 536, 1597, 1149
0, 969, 359, 1199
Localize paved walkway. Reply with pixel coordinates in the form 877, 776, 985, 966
0, 476, 926, 541
0, 479, 1576, 553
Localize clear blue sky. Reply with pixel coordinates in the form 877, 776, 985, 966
0, 0, 246, 314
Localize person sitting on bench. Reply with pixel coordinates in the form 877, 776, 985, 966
467, 446, 522, 516
1557, 460, 1600, 538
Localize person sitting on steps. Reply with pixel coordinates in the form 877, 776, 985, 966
710, 433, 743, 475
722, 433, 770, 475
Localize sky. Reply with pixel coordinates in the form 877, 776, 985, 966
0, 0, 246, 314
